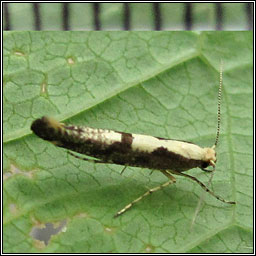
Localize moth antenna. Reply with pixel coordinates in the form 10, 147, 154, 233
214, 59, 223, 147
191, 60, 224, 229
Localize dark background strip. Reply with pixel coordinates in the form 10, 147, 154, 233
184, 3, 192, 30
246, 3, 252, 30
33, 3, 41, 30
62, 3, 70, 30
215, 3, 223, 30
153, 3, 161, 30
93, 3, 100, 30
123, 3, 130, 30
4, 3, 10, 30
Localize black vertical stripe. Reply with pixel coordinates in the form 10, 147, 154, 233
62, 3, 70, 30
245, 3, 252, 30
123, 3, 130, 30
184, 3, 192, 30
215, 3, 223, 30
153, 3, 161, 30
3, 3, 10, 30
93, 3, 101, 30
33, 3, 41, 30
121, 132, 133, 146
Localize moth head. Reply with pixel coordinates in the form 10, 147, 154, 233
202, 145, 217, 168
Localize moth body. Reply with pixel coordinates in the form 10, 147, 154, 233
31, 116, 216, 173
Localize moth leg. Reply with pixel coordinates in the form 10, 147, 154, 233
67, 151, 105, 164
201, 168, 214, 173
120, 166, 127, 175
172, 171, 236, 205
114, 170, 176, 218
161, 170, 177, 181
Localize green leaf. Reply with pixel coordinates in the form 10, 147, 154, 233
3, 31, 253, 253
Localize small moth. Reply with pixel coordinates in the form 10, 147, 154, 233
31, 63, 235, 217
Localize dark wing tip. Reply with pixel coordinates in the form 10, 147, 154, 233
31, 116, 62, 141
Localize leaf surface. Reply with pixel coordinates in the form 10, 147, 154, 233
3, 31, 253, 253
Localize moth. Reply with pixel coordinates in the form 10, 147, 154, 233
31, 64, 235, 217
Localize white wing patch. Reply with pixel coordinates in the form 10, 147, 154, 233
131, 134, 206, 161
79, 128, 122, 145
